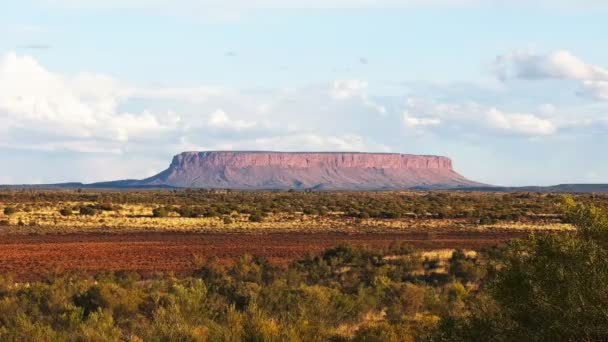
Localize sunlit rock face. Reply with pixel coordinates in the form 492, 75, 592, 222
138, 151, 481, 190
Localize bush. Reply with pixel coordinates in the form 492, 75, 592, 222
90, 203, 117, 212
433, 199, 608, 341
223, 216, 234, 225
352, 323, 409, 342
479, 215, 497, 225
59, 208, 73, 216
176, 206, 204, 218
3, 207, 17, 216
562, 195, 608, 239
79, 206, 98, 216
152, 207, 170, 218
249, 213, 264, 223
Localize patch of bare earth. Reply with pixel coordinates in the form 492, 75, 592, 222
0, 231, 529, 281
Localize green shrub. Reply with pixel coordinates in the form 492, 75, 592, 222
3, 207, 17, 216
152, 207, 170, 218
479, 215, 497, 225
59, 208, 73, 216
249, 213, 264, 223
79, 206, 98, 216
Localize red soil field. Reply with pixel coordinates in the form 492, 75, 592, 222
0, 231, 529, 281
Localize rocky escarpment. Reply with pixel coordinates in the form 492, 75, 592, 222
135, 151, 480, 190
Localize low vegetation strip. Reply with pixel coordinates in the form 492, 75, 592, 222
0, 189, 589, 234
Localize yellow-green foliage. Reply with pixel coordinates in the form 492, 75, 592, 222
0, 192, 578, 234
0, 244, 469, 341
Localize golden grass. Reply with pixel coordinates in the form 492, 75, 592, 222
0, 201, 575, 234
420, 249, 477, 260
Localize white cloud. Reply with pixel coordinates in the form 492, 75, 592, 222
581, 81, 608, 101
133, 87, 226, 103
174, 133, 391, 154
486, 108, 556, 136
0, 52, 395, 158
244, 134, 391, 152
402, 98, 558, 136
494, 50, 608, 82
0, 52, 184, 152
2, 50, 604, 186
208, 109, 257, 130
494, 50, 608, 101
330, 79, 386, 114
402, 112, 441, 128
330, 79, 368, 100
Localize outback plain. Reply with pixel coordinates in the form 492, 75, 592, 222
0, 189, 577, 280
0, 189, 607, 340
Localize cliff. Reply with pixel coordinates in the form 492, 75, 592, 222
136, 151, 480, 190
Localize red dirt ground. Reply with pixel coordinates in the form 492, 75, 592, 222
0, 231, 529, 281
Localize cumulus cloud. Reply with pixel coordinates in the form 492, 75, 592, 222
2, 50, 601, 186
402, 112, 441, 128
330, 79, 368, 100
330, 79, 386, 114
402, 98, 558, 136
1, 50, 606, 184
494, 50, 608, 82
581, 81, 608, 101
225, 134, 390, 152
0, 52, 181, 152
0, 52, 396, 160
207, 110, 257, 130
486, 108, 556, 136
494, 50, 608, 101
133, 87, 226, 102
174, 133, 390, 155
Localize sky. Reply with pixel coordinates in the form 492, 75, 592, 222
1, 1, 607, 186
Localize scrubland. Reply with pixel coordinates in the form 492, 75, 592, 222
0, 189, 591, 234
0, 190, 606, 340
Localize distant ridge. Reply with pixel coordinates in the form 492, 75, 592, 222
456, 184, 608, 193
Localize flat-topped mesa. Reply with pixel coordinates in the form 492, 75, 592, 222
141, 151, 480, 190
170, 151, 454, 170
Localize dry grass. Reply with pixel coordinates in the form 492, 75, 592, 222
0, 201, 575, 234
420, 249, 477, 260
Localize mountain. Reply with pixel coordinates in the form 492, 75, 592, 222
128, 151, 480, 190
4, 151, 606, 192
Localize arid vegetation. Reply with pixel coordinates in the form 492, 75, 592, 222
0, 189, 599, 234
0, 196, 605, 340
0, 190, 606, 340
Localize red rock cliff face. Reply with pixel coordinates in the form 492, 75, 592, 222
140, 151, 479, 190
170, 152, 454, 170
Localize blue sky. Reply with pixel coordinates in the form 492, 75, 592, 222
1, 1, 607, 186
